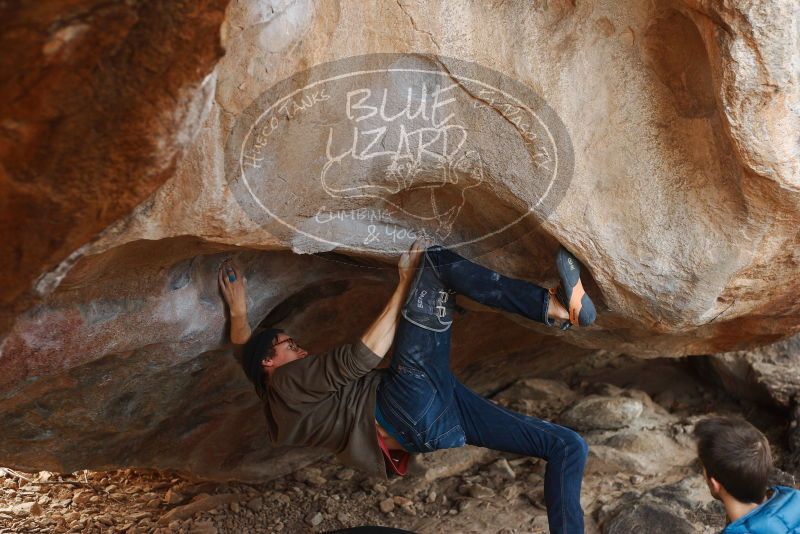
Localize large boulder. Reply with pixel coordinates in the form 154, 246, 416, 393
706, 333, 800, 409
0, 0, 229, 335
1, 0, 799, 479
600, 476, 724, 534
560, 396, 644, 431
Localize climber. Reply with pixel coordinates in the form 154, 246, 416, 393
693, 416, 800, 533
218, 237, 597, 534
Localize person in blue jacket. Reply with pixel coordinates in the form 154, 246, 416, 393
694, 416, 800, 533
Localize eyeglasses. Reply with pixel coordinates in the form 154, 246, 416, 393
272, 337, 299, 351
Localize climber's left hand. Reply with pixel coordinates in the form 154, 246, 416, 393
218, 261, 247, 318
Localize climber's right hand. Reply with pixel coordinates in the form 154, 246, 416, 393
218, 260, 247, 318
398, 236, 430, 285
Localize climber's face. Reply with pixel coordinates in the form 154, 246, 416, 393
261, 332, 309, 374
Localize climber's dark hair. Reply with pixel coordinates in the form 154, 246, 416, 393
693, 416, 772, 503
241, 327, 284, 396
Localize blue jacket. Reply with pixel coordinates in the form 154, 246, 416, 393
723, 486, 800, 533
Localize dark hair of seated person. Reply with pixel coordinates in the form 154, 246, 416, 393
693, 415, 773, 503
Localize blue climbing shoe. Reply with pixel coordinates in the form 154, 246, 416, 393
553, 246, 596, 330
401, 247, 456, 332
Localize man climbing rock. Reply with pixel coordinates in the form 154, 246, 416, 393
218, 238, 596, 534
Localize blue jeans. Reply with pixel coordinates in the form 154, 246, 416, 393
376, 246, 588, 534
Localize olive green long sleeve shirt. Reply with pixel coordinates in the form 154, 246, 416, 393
256, 339, 389, 479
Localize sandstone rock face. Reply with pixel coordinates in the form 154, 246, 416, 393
1, 0, 799, 480
0, 0, 229, 334
707, 333, 800, 408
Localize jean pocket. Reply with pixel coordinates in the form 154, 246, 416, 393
382, 364, 436, 426
424, 424, 466, 452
